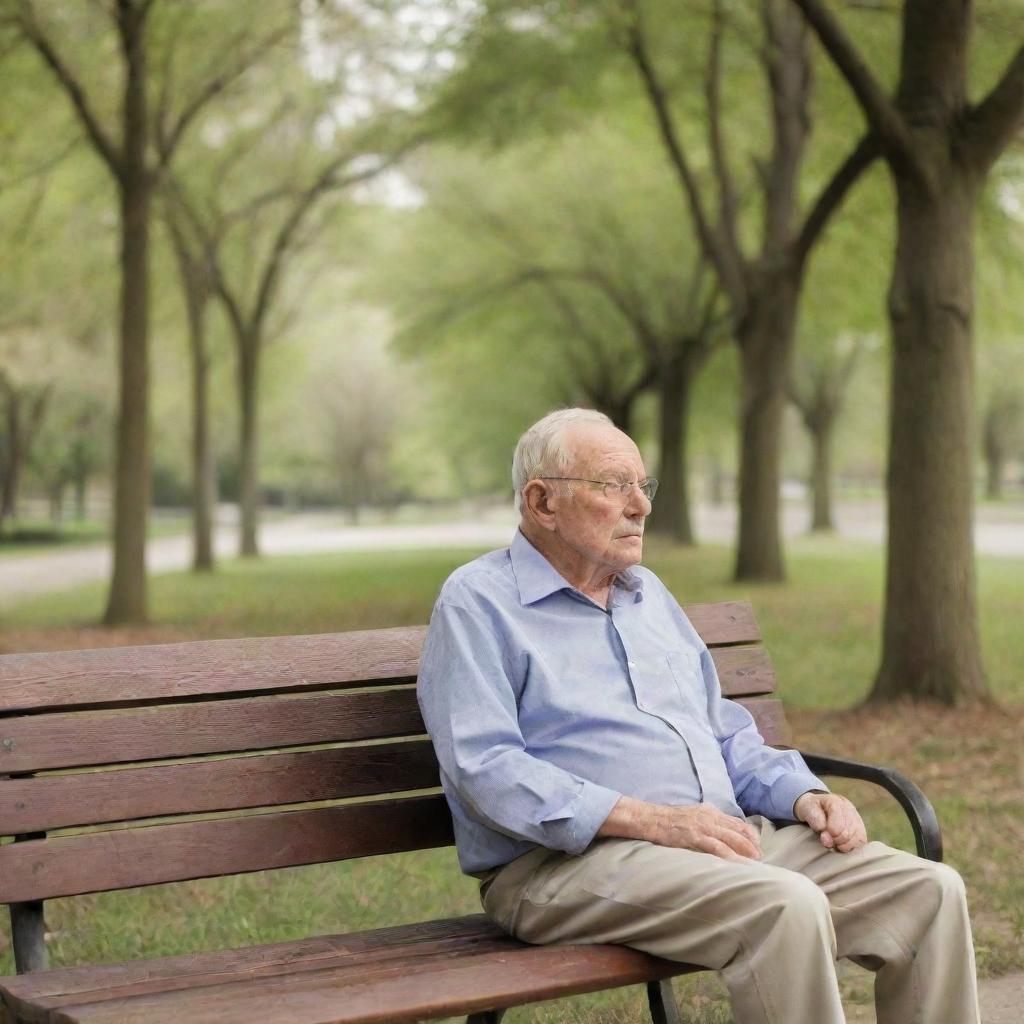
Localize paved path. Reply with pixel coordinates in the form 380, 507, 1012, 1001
843, 970, 1024, 1023
2, 499, 1022, 609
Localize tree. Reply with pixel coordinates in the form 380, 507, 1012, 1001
376, 135, 727, 539
793, 0, 1024, 703
164, 208, 218, 570
167, 114, 415, 557
622, 0, 881, 578
0, 142, 112, 530
788, 331, 869, 531
6, 0, 298, 622
427, 0, 879, 576
788, 171, 890, 530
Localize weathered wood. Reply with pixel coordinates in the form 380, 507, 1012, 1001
0, 917, 510, 1016
683, 601, 761, 646
0, 688, 424, 774
0, 628, 425, 714
43, 942, 688, 1024
743, 698, 788, 746
0, 603, 758, 715
0, 740, 440, 833
0, 794, 453, 903
0, 649, 769, 775
710, 645, 775, 697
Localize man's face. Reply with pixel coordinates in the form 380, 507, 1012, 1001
551, 423, 652, 575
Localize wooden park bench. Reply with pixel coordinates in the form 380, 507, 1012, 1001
0, 600, 941, 1024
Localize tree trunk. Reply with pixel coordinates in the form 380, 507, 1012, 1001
808, 411, 835, 532
190, 299, 216, 571
103, 14, 151, 626
982, 404, 1004, 500
648, 351, 696, 544
870, 172, 987, 703
49, 484, 64, 524
733, 271, 801, 581
237, 336, 261, 558
1, 392, 22, 522
707, 450, 726, 506
173, 235, 217, 572
74, 476, 88, 521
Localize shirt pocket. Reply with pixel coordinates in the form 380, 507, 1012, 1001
666, 649, 707, 716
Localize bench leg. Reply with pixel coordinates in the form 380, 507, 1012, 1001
647, 979, 684, 1024
10, 900, 48, 974
466, 1013, 504, 1024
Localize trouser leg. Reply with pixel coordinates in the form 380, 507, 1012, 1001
481, 835, 846, 1024
762, 821, 980, 1024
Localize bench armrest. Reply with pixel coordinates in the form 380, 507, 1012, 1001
798, 751, 943, 863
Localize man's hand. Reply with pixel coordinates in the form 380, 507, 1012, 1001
794, 792, 867, 853
599, 797, 762, 862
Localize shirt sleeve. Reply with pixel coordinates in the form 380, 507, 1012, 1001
699, 645, 828, 819
417, 591, 622, 855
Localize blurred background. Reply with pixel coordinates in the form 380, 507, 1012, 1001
0, 1, 1022, 1018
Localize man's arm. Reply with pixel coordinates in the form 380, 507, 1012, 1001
417, 589, 621, 855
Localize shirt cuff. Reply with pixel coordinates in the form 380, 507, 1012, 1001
767, 773, 829, 822
541, 780, 623, 855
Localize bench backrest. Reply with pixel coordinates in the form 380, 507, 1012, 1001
0, 600, 783, 906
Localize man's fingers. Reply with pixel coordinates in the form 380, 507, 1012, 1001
699, 836, 757, 863
718, 812, 761, 847
712, 824, 762, 860
802, 802, 828, 832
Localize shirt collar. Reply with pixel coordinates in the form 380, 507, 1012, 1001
510, 529, 644, 607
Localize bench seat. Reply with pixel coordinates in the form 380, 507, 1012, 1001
0, 915, 688, 1024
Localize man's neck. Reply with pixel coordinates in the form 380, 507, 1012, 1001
519, 523, 618, 606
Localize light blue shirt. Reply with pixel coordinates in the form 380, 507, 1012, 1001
417, 531, 826, 874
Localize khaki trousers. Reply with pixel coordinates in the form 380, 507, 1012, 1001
480, 817, 979, 1024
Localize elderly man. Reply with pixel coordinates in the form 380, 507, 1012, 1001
417, 408, 978, 1024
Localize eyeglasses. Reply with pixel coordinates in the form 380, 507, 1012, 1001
540, 477, 659, 502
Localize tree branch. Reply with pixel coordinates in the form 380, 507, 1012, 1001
156, 22, 293, 167
790, 0, 924, 183
706, 0, 743, 271
624, 5, 747, 307
793, 132, 879, 272
249, 142, 417, 332
14, 0, 121, 176
962, 45, 1024, 175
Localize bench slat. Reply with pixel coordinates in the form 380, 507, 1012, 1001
44, 940, 686, 1024
0, 628, 425, 714
0, 917, 505, 1010
0, 740, 440, 833
0, 688, 426, 774
0, 794, 453, 903
0, 647, 772, 774
684, 600, 761, 646
0, 603, 760, 715
744, 697, 788, 746
0, 700, 785, 833
711, 645, 775, 697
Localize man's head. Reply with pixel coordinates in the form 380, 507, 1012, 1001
512, 408, 654, 584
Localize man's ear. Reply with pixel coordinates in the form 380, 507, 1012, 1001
522, 479, 558, 531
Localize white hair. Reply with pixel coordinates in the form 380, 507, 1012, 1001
512, 408, 614, 516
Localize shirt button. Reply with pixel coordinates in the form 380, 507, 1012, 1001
627, 661, 636, 668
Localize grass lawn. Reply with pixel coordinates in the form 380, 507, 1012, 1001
0, 535, 1020, 1022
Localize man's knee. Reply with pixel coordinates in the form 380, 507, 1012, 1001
751, 869, 836, 952
917, 859, 969, 913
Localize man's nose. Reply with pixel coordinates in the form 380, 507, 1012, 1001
626, 485, 652, 516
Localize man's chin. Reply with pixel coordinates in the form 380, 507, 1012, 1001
615, 535, 644, 559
